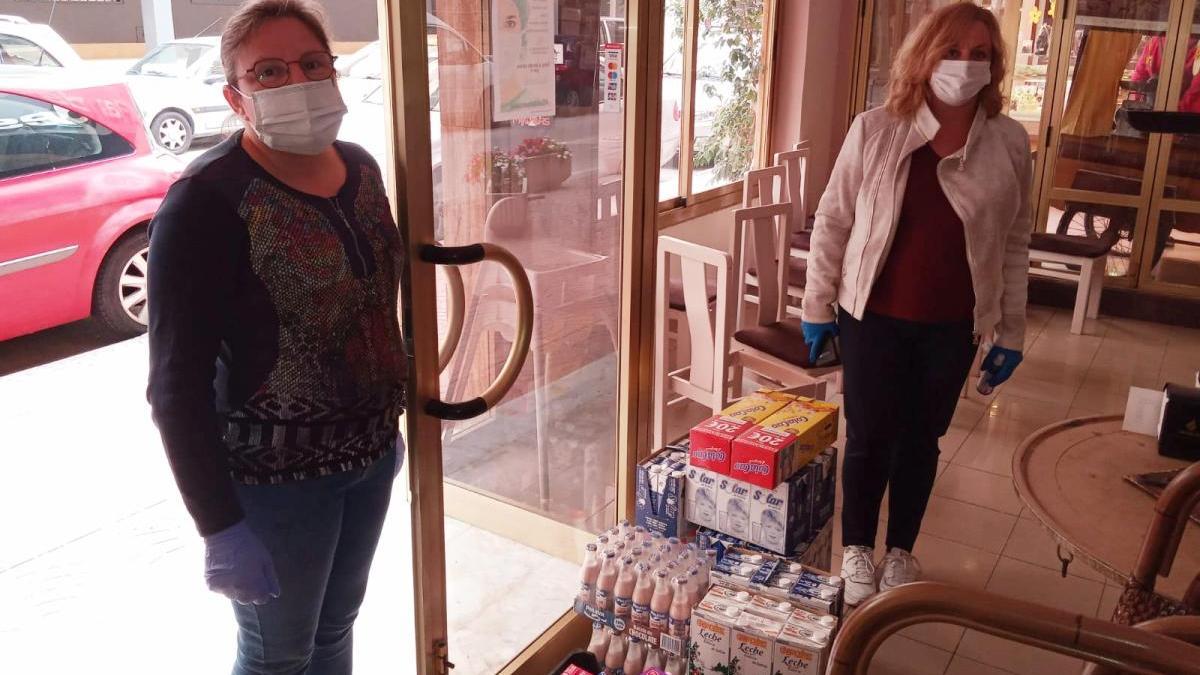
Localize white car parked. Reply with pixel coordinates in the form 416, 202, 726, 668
0, 15, 83, 71
124, 37, 234, 154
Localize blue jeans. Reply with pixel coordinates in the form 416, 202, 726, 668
230, 449, 395, 675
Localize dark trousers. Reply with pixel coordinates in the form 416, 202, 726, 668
838, 307, 978, 553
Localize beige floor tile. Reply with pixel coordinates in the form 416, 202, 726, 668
939, 424, 973, 462
957, 630, 1084, 675
1096, 583, 1122, 620
917, 496, 1017, 554
944, 655, 1017, 675
985, 557, 1104, 615
952, 425, 1027, 478
868, 633, 954, 675
984, 394, 1071, 427
896, 534, 999, 652
1101, 317, 1175, 346
1069, 386, 1130, 417
934, 464, 1022, 515
1019, 507, 1037, 521
1066, 405, 1112, 419
998, 371, 1084, 408
1000, 518, 1107, 583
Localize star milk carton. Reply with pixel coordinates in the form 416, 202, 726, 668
684, 463, 720, 531
689, 391, 795, 474
807, 447, 837, 535
730, 398, 838, 489
749, 467, 814, 555
717, 474, 753, 540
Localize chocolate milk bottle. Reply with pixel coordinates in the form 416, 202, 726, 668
605, 630, 628, 674
579, 543, 601, 606
587, 622, 610, 662
685, 565, 704, 608
613, 555, 637, 622
649, 569, 673, 634
668, 576, 692, 640
595, 550, 619, 612
631, 561, 654, 630
623, 637, 646, 675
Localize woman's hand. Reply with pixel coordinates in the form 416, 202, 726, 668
203, 521, 280, 605
980, 345, 1023, 387
802, 321, 839, 364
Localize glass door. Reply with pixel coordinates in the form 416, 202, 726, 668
385, 0, 637, 671
1035, 0, 1176, 286
1140, 0, 1200, 296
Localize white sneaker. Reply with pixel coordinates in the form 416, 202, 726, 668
840, 545, 877, 606
877, 547, 922, 592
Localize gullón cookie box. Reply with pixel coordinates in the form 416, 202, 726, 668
730, 398, 838, 489
689, 391, 795, 474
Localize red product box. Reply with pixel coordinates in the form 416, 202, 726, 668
689, 391, 795, 475
729, 399, 839, 489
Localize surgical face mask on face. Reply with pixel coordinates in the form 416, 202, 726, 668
929, 58, 992, 107
239, 79, 347, 155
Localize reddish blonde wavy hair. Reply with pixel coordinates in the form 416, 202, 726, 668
885, 3, 1007, 118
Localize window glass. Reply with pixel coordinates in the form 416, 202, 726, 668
0, 93, 134, 179
127, 43, 212, 77
0, 34, 61, 67
691, 0, 763, 194
659, 3, 684, 200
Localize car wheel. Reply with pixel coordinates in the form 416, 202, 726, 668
152, 111, 194, 154
93, 230, 150, 338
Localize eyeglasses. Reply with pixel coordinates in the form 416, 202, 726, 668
242, 51, 337, 88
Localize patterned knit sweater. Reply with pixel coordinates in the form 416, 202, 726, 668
147, 132, 407, 536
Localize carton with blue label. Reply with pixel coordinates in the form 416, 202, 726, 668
635, 449, 690, 539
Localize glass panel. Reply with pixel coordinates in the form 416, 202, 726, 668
659, 0, 685, 201
1150, 210, 1200, 287
863, 1, 1045, 153
1041, 195, 1139, 278
1159, 4, 1200, 202
1050, 0, 1171, 191
430, 0, 623, 671
691, 0, 764, 193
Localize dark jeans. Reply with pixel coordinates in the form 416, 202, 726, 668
231, 450, 395, 675
838, 307, 977, 553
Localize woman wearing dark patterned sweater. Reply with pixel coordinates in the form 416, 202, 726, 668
145, 1, 406, 673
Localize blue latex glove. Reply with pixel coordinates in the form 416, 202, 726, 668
203, 520, 280, 605
979, 345, 1024, 388
801, 321, 839, 364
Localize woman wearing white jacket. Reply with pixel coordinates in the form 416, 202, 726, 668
801, 4, 1032, 606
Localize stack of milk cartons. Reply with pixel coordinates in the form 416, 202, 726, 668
681, 390, 839, 556
689, 584, 839, 675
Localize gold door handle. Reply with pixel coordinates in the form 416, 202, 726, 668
418, 243, 532, 420
437, 263, 465, 374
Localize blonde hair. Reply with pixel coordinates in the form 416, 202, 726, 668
885, 3, 1007, 118
220, 0, 333, 86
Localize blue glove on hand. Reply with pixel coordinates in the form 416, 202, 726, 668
980, 345, 1023, 388
801, 321, 839, 364
203, 520, 280, 605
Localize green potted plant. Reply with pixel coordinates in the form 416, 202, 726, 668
513, 137, 573, 192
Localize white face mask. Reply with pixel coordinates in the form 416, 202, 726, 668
241, 79, 347, 155
929, 59, 992, 107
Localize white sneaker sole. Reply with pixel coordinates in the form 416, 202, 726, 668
844, 583, 877, 606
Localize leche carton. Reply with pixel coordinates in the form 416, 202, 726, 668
731, 612, 785, 675
774, 619, 832, 675
730, 398, 838, 489
690, 592, 745, 675
689, 391, 795, 475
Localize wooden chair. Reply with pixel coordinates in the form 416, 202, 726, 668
729, 203, 840, 398
775, 147, 813, 261
741, 166, 805, 317
653, 235, 735, 449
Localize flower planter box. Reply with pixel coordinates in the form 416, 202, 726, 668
522, 153, 572, 193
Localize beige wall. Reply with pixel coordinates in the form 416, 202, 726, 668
769, 0, 859, 216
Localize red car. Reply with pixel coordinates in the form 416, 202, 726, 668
0, 74, 180, 342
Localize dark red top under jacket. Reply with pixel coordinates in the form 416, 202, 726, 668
866, 143, 976, 323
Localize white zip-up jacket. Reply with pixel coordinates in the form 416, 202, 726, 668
801, 102, 1034, 350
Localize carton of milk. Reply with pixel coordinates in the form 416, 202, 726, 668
685, 464, 720, 531
718, 474, 754, 540
732, 612, 785, 675
730, 399, 838, 489
689, 391, 795, 475
807, 447, 837, 535
774, 618, 832, 675
635, 451, 688, 539
690, 592, 745, 674
749, 468, 813, 555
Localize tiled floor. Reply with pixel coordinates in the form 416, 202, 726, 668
818, 305, 1200, 674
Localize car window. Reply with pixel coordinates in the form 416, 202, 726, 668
0, 92, 134, 179
128, 43, 211, 77
0, 34, 62, 68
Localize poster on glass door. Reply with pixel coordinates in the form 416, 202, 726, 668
491, 0, 556, 121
